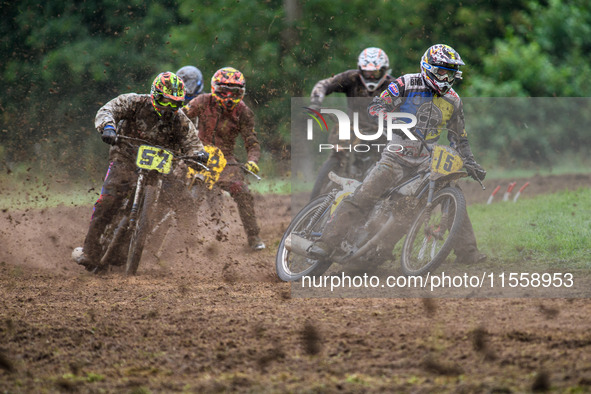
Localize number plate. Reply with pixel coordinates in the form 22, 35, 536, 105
186, 145, 227, 189
431, 145, 464, 175
136, 145, 174, 174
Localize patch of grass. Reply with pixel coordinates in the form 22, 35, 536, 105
484, 154, 591, 181
0, 175, 98, 209
249, 177, 313, 195
469, 188, 591, 267
54, 372, 105, 390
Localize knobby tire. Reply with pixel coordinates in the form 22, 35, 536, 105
400, 186, 467, 276
99, 215, 130, 268
276, 195, 334, 281
125, 185, 157, 275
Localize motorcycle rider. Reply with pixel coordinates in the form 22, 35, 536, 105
176, 65, 205, 105
74, 71, 209, 270
309, 47, 396, 199
185, 67, 266, 251
310, 44, 487, 265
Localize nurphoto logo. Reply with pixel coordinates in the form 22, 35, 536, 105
303, 107, 418, 153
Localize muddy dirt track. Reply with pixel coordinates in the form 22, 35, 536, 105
1, 173, 591, 392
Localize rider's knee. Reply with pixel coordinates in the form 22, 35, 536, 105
228, 181, 248, 196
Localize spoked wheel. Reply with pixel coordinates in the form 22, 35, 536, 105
125, 185, 157, 275
275, 195, 334, 281
401, 187, 467, 276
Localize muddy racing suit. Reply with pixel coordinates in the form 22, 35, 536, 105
83, 93, 204, 264
319, 73, 486, 263
309, 70, 396, 199
185, 93, 262, 245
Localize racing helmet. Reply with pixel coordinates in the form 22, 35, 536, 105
176, 65, 204, 100
211, 67, 245, 111
420, 44, 464, 95
358, 47, 391, 92
150, 71, 185, 116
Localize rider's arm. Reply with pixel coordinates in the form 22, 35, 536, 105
310, 70, 357, 107
94, 93, 139, 134
446, 99, 476, 160
184, 95, 201, 122
239, 106, 261, 163
367, 78, 404, 123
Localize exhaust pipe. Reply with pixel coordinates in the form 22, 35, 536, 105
285, 234, 314, 257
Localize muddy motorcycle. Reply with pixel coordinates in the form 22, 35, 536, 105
92, 136, 216, 275
142, 144, 228, 260
276, 144, 484, 281
309, 135, 383, 200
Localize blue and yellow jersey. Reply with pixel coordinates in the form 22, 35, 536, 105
368, 73, 470, 151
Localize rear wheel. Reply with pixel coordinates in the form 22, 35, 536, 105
275, 195, 334, 281
125, 185, 157, 275
401, 187, 467, 276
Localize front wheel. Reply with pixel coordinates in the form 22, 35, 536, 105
275, 195, 334, 281
400, 186, 467, 276
98, 215, 130, 269
125, 185, 157, 275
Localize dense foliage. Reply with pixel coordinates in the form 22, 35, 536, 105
1, 0, 591, 180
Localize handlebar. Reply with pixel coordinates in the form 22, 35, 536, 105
116, 135, 210, 171
226, 163, 262, 181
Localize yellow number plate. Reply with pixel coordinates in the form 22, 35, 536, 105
431, 145, 463, 175
186, 145, 227, 189
136, 145, 174, 174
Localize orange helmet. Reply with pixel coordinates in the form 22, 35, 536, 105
211, 67, 245, 110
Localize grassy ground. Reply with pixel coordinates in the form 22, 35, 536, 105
469, 187, 591, 268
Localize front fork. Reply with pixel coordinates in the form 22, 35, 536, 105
423, 180, 451, 239
129, 173, 163, 227
129, 173, 146, 227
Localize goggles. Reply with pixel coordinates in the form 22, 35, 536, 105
429, 64, 462, 82
156, 96, 182, 109
361, 69, 385, 81
215, 85, 245, 100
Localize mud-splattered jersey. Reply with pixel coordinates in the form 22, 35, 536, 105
185, 94, 260, 163
311, 69, 395, 129
368, 73, 474, 159
95, 93, 204, 164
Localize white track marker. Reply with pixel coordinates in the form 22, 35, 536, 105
503, 182, 517, 202
487, 185, 501, 205
513, 182, 530, 202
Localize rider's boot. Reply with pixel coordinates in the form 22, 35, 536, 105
229, 184, 265, 251
307, 198, 364, 259
453, 215, 487, 265
76, 192, 119, 271
248, 235, 266, 251
308, 161, 404, 259
72, 247, 91, 266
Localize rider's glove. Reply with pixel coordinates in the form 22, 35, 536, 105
465, 159, 486, 181
194, 150, 210, 164
245, 161, 260, 175
308, 102, 321, 112
101, 125, 117, 145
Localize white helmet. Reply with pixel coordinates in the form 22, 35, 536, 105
358, 47, 391, 92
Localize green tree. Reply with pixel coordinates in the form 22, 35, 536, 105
0, 0, 184, 177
